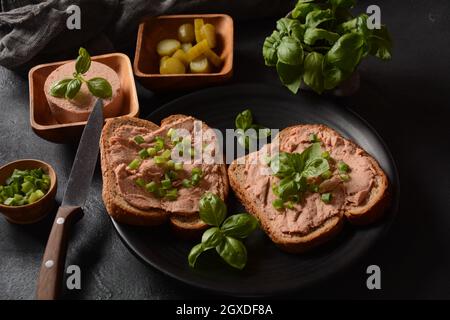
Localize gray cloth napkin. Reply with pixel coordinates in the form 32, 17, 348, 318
0, 0, 294, 69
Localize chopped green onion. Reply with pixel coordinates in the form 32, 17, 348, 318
4, 197, 15, 206
321, 193, 332, 203
165, 188, 178, 201
166, 160, 175, 169
321, 151, 330, 159
340, 173, 350, 182
192, 167, 202, 176
29, 190, 45, 203
145, 181, 157, 193
191, 173, 201, 186
134, 135, 145, 144
310, 133, 320, 143
291, 194, 300, 203
338, 161, 349, 173
147, 147, 157, 157
166, 170, 178, 180
321, 170, 332, 180
161, 149, 171, 159
155, 188, 166, 198
182, 179, 192, 188
161, 179, 172, 190
139, 149, 150, 159
167, 128, 175, 138
135, 178, 146, 187
21, 181, 34, 193
153, 156, 166, 165
128, 158, 141, 170
174, 162, 183, 171
272, 198, 284, 210
154, 137, 164, 151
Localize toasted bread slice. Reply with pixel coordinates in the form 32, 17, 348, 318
100, 115, 229, 236
228, 124, 389, 253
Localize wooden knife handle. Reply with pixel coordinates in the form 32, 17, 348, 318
36, 206, 83, 300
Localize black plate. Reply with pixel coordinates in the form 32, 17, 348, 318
112, 83, 399, 297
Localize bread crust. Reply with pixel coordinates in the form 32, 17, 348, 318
228, 124, 390, 253
100, 115, 229, 237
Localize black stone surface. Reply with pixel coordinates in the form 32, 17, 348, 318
1, 0, 450, 299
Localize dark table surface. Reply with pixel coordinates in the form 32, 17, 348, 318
1, 0, 450, 300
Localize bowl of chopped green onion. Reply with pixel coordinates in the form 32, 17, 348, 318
0, 159, 57, 224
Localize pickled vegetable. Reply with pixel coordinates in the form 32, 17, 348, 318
204, 49, 222, 67
160, 57, 186, 74
190, 56, 210, 73
181, 43, 193, 53
178, 23, 195, 43
172, 49, 189, 66
160, 56, 169, 64
201, 23, 216, 48
186, 39, 210, 62
156, 39, 181, 56
194, 19, 205, 43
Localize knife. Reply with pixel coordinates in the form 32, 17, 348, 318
36, 100, 104, 300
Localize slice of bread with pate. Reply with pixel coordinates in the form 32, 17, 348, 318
228, 124, 389, 253
100, 115, 229, 236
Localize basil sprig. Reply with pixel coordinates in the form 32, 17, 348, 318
188, 192, 259, 270
50, 47, 113, 100
270, 142, 330, 209
235, 109, 271, 150
262, 0, 392, 94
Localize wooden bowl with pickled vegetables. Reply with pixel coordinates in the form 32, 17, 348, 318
133, 14, 233, 91
0, 159, 57, 224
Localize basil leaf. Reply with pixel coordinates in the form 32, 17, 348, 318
65, 78, 81, 99
330, 0, 355, 10
201, 227, 224, 249
304, 28, 340, 46
369, 26, 392, 60
276, 18, 297, 37
199, 192, 227, 227
303, 52, 325, 94
323, 63, 346, 90
306, 142, 323, 160
251, 124, 272, 139
49, 78, 72, 98
263, 30, 281, 66
326, 32, 365, 73
221, 214, 259, 239
87, 77, 113, 99
303, 157, 330, 178
277, 36, 303, 66
75, 47, 91, 74
292, 3, 320, 21
188, 243, 209, 268
276, 61, 302, 94
276, 177, 301, 201
216, 237, 247, 270
235, 109, 253, 131
305, 9, 334, 29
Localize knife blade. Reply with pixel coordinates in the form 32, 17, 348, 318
62, 99, 104, 207
36, 99, 104, 300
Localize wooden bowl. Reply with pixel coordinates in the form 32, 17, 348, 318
29, 53, 139, 143
133, 14, 234, 91
0, 160, 57, 224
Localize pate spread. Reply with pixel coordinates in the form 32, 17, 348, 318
243, 127, 378, 236
108, 117, 225, 215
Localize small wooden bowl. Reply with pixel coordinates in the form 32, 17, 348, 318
0, 160, 57, 224
29, 53, 140, 143
134, 14, 234, 91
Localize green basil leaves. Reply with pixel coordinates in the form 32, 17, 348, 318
188, 193, 259, 270
262, 0, 392, 94
235, 109, 271, 150
270, 141, 332, 209
50, 47, 113, 100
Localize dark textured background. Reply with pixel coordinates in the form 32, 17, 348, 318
1, 0, 450, 299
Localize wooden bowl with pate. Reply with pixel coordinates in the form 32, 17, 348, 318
29, 53, 140, 143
